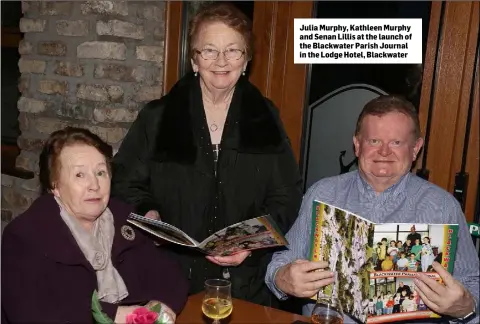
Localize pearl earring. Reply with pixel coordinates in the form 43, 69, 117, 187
194, 71, 198, 77
242, 70, 245, 76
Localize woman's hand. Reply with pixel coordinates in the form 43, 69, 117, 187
206, 251, 251, 267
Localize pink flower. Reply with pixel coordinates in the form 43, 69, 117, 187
126, 307, 159, 324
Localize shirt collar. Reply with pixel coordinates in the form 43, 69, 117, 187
356, 170, 411, 199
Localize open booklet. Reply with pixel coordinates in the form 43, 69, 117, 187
309, 200, 459, 324
127, 213, 289, 256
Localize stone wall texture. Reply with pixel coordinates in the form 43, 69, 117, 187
1, 1, 166, 228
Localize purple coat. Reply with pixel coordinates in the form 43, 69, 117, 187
1, 194, 189, 324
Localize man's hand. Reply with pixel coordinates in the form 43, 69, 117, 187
206, 251, 251, 267
145, 210, 160, 220
414, 261, 475, 318
274, 259, 334, 298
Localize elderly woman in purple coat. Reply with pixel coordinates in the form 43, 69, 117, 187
1, 127, 188, 324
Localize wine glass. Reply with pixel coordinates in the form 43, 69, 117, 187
311, 294, 344, 324
202, 279, 233, 324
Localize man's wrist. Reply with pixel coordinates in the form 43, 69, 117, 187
272, 266, 288, 300
273, 267, 284, 291
453, 295, 477, 322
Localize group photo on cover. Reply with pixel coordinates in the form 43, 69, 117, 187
372, 224, 445, 273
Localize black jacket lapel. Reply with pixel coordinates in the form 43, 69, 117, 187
154, 75, 197, 164
235, 77, 283, 153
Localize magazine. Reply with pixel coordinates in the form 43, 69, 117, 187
309, 200, 459, 324
127, 213, 288, 256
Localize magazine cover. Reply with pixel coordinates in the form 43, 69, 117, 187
309, 200, 459, 324
128, 213, 288, 256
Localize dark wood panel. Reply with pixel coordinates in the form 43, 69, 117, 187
449, 1, 479, 190
163, 1, 183, 95
464, 52, 479, 222
177, 293, 309, 323
414, 2, 442, 174
276, 2, 313, 160
423, 2, 478, 190
250, 1, 314, 160
414, 1, 479, 221
1, 27, 21, 48
463, 2, 479, 221
250, 2, 276, 93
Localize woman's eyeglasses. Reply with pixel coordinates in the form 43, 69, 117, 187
195, 48, 245, 61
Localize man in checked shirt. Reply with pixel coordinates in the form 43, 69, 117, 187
266, 95, 479, 323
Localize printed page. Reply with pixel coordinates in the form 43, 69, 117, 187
310, 201, 460, 323
127, 213, 199, 247
310, 200, 376, 323
197, 215, 288, 256
366, 224, 459, 323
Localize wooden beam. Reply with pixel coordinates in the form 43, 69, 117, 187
1, 27, 22, 48
163, 1, 183, 95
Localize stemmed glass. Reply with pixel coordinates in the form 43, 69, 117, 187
202, 279, 233, 324
311, 294, 344, 324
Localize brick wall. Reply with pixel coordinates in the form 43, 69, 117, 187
1, 1, 166, 228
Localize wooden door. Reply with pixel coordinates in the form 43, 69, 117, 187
414, 1, 479, 221
249, 2, 314, 161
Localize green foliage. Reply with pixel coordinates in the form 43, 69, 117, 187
150, 303, 162, 314
91, 291, 114, 324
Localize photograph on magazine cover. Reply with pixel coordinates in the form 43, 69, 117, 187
366, 223, 458, 323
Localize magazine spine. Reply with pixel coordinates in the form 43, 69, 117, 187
260, 215, 288, 245
309, 201, 322, 261
441, 225, 458, 273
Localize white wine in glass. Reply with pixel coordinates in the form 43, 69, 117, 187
202, 279, 233, 324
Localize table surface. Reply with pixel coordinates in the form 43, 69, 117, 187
177, 293, 310, 323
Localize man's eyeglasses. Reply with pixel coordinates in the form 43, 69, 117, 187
195, 48, 245, 61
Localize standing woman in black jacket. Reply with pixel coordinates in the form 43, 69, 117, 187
111, 2, 303, 308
